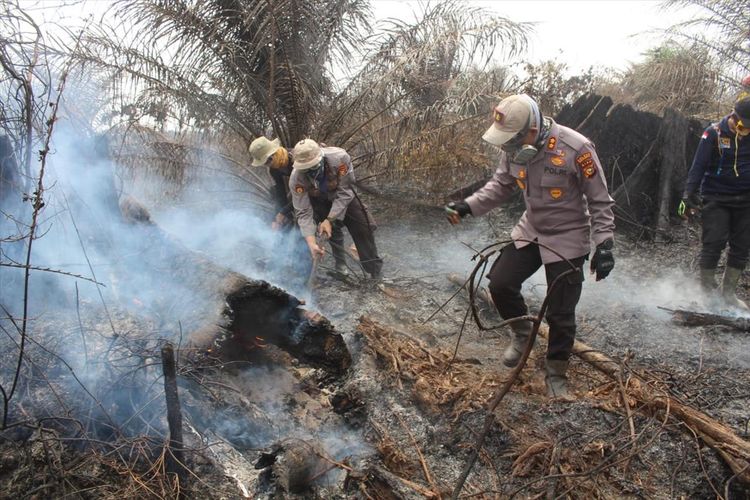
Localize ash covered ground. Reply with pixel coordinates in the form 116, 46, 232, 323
3, 190, 750, 499
308, 193, 750, 498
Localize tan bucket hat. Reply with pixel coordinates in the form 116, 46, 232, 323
292, 139, 323, 171
249, 137, 281, 167
482, 94, 533, 146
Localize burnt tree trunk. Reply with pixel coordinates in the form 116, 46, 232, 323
161, 342, 187, 482
612, 141, 659, 233
655, 108, 689, 241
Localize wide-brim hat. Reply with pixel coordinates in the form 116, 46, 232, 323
482, 94, 533, 146
249, 137, 281, 167
292, 139, 323, 171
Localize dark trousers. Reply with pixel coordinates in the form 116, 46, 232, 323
488, 242, 586, 361
310, 195, 383, 276
699, 199, 750, 270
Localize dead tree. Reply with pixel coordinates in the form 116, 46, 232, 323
655, 108, 689, 241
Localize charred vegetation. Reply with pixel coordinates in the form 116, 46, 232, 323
1, 0, 750, 498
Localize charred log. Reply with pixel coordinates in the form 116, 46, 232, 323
661, 307, 750, 331
117, 200, 351, 374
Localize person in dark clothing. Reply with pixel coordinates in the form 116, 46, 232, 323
248, 137, 311, 288
681, 97, 750, 309
250, 137, 295, 230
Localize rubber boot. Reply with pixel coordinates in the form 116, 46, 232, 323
334, 260, 349, 276
330, 240, 349, 277
545, 359, 571, 399
502, 321, 532, 368
699, 268, 717, 292
720, 266, 749, 310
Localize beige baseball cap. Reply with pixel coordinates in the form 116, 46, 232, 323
292, 139, 323, 171
249, 137, 281, 166
482, 94, 533, 146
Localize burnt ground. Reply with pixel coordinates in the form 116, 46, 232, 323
2, 191, 750, 499
309, 192, 750, 499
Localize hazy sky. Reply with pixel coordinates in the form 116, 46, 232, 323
372, 0, 700, 73
29, 0, 700, 76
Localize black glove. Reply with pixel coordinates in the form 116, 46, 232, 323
445, 201, 471, 218
677, 192, 701, 217
590, 239, 614, 281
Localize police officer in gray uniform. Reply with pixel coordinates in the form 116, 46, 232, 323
446, 94, 615, 398
290, 139, 383, 279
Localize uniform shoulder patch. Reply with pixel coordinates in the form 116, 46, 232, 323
575, 152, 596, 179
338, 163, 348, 176
294, 185, 305, 194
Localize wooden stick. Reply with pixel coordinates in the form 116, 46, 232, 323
161, 342, 187, 482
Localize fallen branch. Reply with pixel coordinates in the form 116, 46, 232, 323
567, 334, 750, 484
659, 306, 750, 331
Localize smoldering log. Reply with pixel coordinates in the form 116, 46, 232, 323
661, 307, 750, 331
118, 196, 352, 374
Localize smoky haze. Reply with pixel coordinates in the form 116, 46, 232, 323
0, 120, 370, 473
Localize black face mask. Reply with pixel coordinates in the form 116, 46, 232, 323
500, 129, 527, 154
501, 129, 539, 164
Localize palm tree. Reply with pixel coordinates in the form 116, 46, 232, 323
316, 1, 530, 201
78, 0, 372, 146
72, 0, 530, 204
663, 0, 750, 91
621, 41, 722, 117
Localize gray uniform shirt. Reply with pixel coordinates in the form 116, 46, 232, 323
466, 121, 615, 263
289, 146, 355, 237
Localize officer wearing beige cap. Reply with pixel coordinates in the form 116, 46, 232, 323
248, 136, 314, 289
446, 94, 615, 398
289, 139, 383, 279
